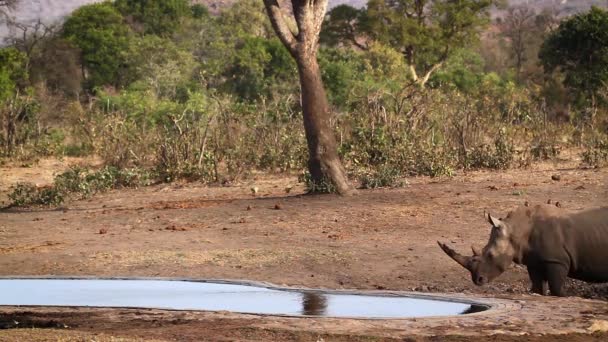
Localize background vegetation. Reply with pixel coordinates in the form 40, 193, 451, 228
1, 0, 607, 205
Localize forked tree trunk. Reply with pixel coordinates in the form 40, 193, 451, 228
263, 0, 354, 195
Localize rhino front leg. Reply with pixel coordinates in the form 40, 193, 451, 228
545, 264, 568, 297
527, 267, 547, 295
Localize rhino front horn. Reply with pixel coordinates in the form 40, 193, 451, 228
437, 241, 473, 271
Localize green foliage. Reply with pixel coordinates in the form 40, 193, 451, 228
540, 7, 608, 103
190, 4, 209, 19
62, 2, 132, 88
8, 166, 153, 207
216, 0, 273, 39
429, 49, 486, 93
329, 0, 496, 84
319, 47, 366, 107
125, 35, 196, 98
298, 171, 337, 194
321, 5, 365, 48
226, 36, 297, 100
115, 0, 191, 36
359, 165, 403, 189
8, 183, 64, 207
0, 47, 28, 100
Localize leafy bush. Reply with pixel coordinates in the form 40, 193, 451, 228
359, 165, 403, 189
8, 183, 64, 207
298, 171, 337, 194
464, 131, 515, 170
7, 166, 153, 207
581, 139, 608, 167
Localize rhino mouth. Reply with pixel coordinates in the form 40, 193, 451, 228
473, 276, 488, 286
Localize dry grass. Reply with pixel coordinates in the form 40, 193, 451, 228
0, 329, 163, 342
87, 248, 354, 269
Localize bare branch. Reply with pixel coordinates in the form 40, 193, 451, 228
0, 0, 18, 18
0, 0, 18, 10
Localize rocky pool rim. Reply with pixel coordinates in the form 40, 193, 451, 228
0, 276, 493, 320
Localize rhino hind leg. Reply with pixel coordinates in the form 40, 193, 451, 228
527, 267, 547, 295
546, 264, 568, 297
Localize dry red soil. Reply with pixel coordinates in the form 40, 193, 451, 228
0, 158, 607, 341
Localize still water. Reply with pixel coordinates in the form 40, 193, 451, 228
0, 279, 487, 318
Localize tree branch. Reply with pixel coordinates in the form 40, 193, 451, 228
263, 0, 297, 56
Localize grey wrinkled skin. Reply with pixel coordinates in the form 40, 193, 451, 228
438, 205, 608, 296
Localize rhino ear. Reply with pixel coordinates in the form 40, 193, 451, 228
487, 213, 502, 227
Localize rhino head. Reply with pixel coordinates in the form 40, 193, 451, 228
438, 213, 517, 286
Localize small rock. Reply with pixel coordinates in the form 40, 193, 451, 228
547, 199, 552, 204
575, 185, 586, 190
99, 229, 108, 235
246, 205, 252, 211
488, 185, 498, 191
551, 174, 561, 181
274, 203, 282, 210
555, 201, 562, 208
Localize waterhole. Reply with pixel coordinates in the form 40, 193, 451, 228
0, 278, 488, 318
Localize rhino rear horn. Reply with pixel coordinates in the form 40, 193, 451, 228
487, 213, 502, 227
471, 245, 482, 257
437, 241, 473, 272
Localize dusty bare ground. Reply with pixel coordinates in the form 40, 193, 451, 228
0, 157, 607, 341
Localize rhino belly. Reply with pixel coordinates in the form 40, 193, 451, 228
568, 259, 608, 283
569, 270, 608, 283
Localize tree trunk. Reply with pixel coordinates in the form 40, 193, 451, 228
263, 0, 354, 195
296, 55, 352, 195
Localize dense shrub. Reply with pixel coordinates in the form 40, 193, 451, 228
7, 166, 153, 207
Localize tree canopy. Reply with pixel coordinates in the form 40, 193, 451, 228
0, 47, 27, 100
114, 0, 191, 36
539, 6, 608, 102
323, 0, 496, 87
62, 2, 132, 88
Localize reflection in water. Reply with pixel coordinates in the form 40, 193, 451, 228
0, 279, 488, 318
301, 292, 327, 316
460, 304, 488, 314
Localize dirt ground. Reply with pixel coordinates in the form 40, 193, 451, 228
0, 157, 607, 341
